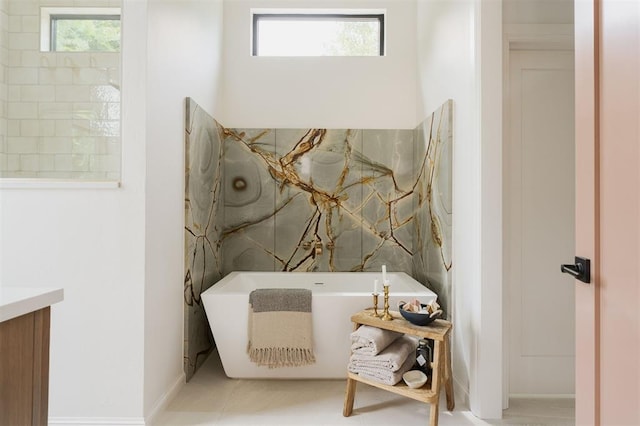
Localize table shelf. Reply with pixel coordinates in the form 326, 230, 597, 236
347, 372, 438, 403
343, 310, 454, 426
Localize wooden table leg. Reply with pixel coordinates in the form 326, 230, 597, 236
429, 340, 444, 426
344, 321, 360, 417
343, 377, 357, 417
444, 335, 455, 411
429, 400, 440, 426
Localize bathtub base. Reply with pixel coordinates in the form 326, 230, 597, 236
202, 272, 438, 379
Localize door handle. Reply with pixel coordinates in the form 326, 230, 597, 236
560, 256, 591, 284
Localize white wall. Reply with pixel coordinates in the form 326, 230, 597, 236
0, 188, 146, 420
417, 0, 476, 410
416, 0, 503, 418
0, 0, 147, 421
0, 0, 224, 422
477, 0, 503, 418
503, 0, 573, 25
143, 0, 223, 420
221, 0, 417, 129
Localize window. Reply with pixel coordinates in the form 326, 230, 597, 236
41, 7, 121, 52
252, 12, 385, 57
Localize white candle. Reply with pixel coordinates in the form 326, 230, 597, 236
374, 279, 379, 294
382, 264, 387, 283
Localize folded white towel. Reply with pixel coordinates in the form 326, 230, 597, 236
348, 350, 416, 386
349, 335, 417, 372
350, 325, 403, 356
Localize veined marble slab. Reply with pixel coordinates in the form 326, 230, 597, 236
221, 127, 418, 274
412, 100, 453, 315
184, 98, 224, 380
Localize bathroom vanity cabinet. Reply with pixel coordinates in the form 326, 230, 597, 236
343, 310, 454, 426
0, 287, 63, 426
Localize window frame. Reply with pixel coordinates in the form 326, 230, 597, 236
251, 12, 385, 57
40, 7, 121, 53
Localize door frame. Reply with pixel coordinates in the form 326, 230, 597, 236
573, 2, 599, 423
502, 23, 574, 409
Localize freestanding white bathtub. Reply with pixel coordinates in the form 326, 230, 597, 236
201, 271, 438, 379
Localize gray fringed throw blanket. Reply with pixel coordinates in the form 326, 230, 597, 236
247, 288, 315, 368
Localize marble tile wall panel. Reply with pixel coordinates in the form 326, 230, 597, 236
220, 127, 418, 274
272, 129, 363, 272
221, 128, 276, 271
412, 100, 453, 316
270, 128, 319, 272
361, 130, 415, 275
184, 98, 224, 380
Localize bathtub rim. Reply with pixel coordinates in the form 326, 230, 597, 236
202, 271, 434, 296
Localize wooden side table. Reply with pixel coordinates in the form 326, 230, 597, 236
343, 310, 454, 426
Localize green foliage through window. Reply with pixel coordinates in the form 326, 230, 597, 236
326, 21, 380, 56
53, 16, 121, 52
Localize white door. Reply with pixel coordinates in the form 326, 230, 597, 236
506, 49, 575, 395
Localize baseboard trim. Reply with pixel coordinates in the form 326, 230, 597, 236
144, 372, 186, 425
49, 417, 145, 426
509, 393, 575, 399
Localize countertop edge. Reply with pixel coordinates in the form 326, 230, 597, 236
0, 287, 64, 323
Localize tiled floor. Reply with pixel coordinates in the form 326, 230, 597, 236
154, 351, 574, 426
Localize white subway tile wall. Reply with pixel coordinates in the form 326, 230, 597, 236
1, 0, 7, 172
0, 0, 121, 179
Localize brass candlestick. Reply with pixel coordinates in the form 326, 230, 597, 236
381, 284, 393, 321
371, 293, 380, 317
